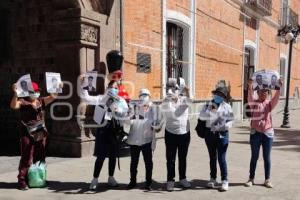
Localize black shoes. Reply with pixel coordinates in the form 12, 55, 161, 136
127, 181, 137, 189
144, 183, 152, 191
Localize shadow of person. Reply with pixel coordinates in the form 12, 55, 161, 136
46, 180, 131, 194
189, 179, 211, 190
46, 181, 90, 194
0, 182, 18, 190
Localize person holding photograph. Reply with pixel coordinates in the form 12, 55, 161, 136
162, 79, 192, 191
80, 79, 128, 191
199, 87, 234, 191
10, 81, 63, 190
125, 88, 162, 191
244, 78, 282, 188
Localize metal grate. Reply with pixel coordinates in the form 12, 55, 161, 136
244, 0, 272, 16
166, 23, 183, 80
281, 7, 299, 28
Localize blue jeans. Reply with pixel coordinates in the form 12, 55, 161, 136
205, 130, 229, 181
249, 130, 273, 180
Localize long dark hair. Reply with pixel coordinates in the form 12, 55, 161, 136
108, 80, 117, 88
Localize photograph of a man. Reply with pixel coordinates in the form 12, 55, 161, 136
83, 76, 96, 92
48, 77, 61, 93
16, 74, 33, 97
46, 72, 63, 94
254, 74, 268, 90
269, 75, 280, 90
20, 80, 29, 92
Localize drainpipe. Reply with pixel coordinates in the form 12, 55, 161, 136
120, 0, 124, 54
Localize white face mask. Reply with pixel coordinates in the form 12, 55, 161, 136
139, 95, 150, 105
29, 92, 40, 99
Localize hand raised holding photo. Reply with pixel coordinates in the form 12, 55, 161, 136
278, 79, 283, 87
248, 79, 253, 89
59, 82, 64, 89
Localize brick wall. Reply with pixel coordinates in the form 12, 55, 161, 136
195, 0, 243, 100
123, 0, 162, 99
167, 0, 190, 17
123, 0, 300, 102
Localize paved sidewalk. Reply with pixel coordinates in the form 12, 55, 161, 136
0, 108, 300, 200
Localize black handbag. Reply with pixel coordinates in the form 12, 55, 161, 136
195, 119, 207, 139
22, 120, 47, 142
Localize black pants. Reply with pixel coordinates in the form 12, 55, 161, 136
93, 128, 117, 178
130, 142, 153, 185
165, 130, 190, 182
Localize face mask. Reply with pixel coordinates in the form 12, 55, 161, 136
213, 95, 224, 104
110, 88, 119, 96
139, 95, 150, 105
30, 92, 40, 99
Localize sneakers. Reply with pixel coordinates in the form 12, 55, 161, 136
206, 178, 218, 188
108, 176, 118, 187
220, 180, 229, 191
179, 179, 191, 188
127, 180, 137, 189
244, 179, 254, 187
89, 178, 98, 190
264, 180, 273, 188
166, 181, 174, 191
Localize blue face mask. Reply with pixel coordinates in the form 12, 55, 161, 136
111, 88, 119, 96
213, 95, 224, 104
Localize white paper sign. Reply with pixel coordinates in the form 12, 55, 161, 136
82, 71, 97, 92
252, 70, 281, 90
93, 105, 106, 125
16, 74, 33, 97
46, 72, 62, 93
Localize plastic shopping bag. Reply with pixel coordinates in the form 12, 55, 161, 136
28, 161, 47, 188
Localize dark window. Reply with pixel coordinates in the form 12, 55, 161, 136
245, 17, 257, 30
166, 22, 183, 80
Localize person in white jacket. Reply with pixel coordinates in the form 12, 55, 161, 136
161, 79, 192, 192
126, 89, 162, 190
80, 79, 128, 190
199, 86, 234, 192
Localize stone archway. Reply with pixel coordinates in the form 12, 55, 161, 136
0, 0, 120, 157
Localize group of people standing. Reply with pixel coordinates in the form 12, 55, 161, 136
9, 50, 282, 192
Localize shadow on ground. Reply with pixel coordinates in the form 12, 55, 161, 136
0, 179, 247, 193
231, 128, 300, 152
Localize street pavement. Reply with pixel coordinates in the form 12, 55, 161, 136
0, 107, 300, 200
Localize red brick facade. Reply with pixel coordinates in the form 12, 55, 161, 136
123, 0, 300, 101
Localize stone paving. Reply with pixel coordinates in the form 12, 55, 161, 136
0, 108, 300, 200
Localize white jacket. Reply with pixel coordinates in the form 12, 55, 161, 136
162, 96, 191, 135
126, 103, 161, 146
199, 101, 234, 132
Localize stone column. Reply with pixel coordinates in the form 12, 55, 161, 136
47, 8, 101, 157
